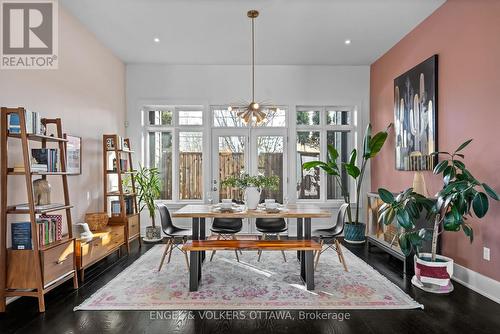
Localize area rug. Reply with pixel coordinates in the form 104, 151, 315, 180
75, 245, 423, 310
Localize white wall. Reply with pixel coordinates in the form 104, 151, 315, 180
126, 64, 370, 232
0, 7, 126, 240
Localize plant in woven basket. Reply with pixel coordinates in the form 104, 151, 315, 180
134, 165, 161, 227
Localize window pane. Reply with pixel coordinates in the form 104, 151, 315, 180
257, 107, 286, 127
327, 131, 350, 200
179, 132, 203, 199
257, 136, 284, 203
148, 131, 172, 200
297, 109, 320, 126
218, 136, 245, 202
297, 131, 320, 199
147, 108, 173, 126
213, 107, 245, 127
178, 109, 203, 125
327, 109, 350, 125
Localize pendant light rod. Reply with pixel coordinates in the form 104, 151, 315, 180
248, 10, 259, 102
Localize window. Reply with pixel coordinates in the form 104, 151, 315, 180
257, 136, 284, 202
296, 106, 355, 201
144, 105, 204, 201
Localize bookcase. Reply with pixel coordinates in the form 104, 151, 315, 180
0, 107, 78, 313
102, 134, 141, 253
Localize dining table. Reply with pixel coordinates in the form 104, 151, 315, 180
172, 204, 332, 291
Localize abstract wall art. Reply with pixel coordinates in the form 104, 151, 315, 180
394, 55, 438, 171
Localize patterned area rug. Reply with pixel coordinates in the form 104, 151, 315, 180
75, 244, 422, 310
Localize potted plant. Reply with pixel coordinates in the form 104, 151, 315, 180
303, 123, 391, 243
378, 139, 499, 293
221, 172, 280, 209
134, 165, 162, 242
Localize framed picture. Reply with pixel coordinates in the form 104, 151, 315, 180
394, 55, 438, 171
64, 134, 82, 175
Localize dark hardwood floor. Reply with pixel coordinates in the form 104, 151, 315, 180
1, 240, 499, 334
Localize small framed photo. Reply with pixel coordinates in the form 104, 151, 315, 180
64, 134, 82, 175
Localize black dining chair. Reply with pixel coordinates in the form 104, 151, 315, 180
312, 203, 349, 271
157, 203, 191, 271
256, 217, 288, 262
209, 216, 243, 262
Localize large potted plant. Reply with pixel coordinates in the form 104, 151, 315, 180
378, 139, 499, 293
135, 165, 162, 242
221, 172, 279, 209
303, 124, 391, 243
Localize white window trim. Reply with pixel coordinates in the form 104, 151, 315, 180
293, 105, 359, 205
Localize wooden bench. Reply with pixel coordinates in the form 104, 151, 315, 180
183, 240, 320, 291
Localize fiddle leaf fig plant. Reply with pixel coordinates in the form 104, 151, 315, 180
378, 139, 499, 261
303, 123, 392, 225
135, 165, 161, 227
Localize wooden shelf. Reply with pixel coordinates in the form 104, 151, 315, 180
39, 236, 73, 251
106, 191, 136, 197
105, 170, 137, 175
106, 148, 134, 153
7, 170, 71, 176
7, 132, 67, 142
6, 204, 73, 215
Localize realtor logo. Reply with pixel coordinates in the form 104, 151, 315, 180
1, 0, 58, 69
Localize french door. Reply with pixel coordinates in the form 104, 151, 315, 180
211, 128, 287, 204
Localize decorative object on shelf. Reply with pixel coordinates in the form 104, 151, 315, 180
409, 152, 429, 197
135, 165, 162, 241
303, 123, 391, 243
394, 55, 438, 171
64, 134, 81, 175
85, 212, 109, 231
226, 10, 279, 125
378, 139, 499, 294
33, 179, 51, 205
105, 137, 115, 150
221, 172, 280, 210
73, 223, 94, 242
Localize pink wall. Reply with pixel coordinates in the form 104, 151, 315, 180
0, 6, 126, 232
370, 0, 500, 281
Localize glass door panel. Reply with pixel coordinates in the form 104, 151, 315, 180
215, 135, 247, 202
256, 136, 284, 203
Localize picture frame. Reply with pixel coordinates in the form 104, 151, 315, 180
64, 134, 82, 175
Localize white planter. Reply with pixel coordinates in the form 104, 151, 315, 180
244, 186, 261, 210
412, 253, 454, 294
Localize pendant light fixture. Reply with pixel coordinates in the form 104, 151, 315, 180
229, 10, 275, 125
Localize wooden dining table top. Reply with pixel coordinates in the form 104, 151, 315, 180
172, 204, 332, 219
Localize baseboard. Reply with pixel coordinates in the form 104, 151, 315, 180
452, 263, 500, 304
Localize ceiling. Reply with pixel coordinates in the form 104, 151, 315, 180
61, 0, 445, 65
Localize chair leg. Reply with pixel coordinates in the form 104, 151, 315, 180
257, 233, 266, 262
167, 238, 174, 263
182, 237, 190, 270
232, 234, 240, 262
315, 239, 324, 271
210, 234, 221, 262
335, 238, 348, 272
158, 238, 172, 272
277, 234, 286, 262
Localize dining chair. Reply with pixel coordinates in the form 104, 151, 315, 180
209, 217, 243, 262
312, 203, 349, 271
157, 203, 191, 271
256, 217, 288, 262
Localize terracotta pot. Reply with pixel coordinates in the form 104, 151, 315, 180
412, 253, 454, 294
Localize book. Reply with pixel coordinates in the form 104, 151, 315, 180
39, 214, 63, 241
7, 110, 42, 134
11, 222, 32, 250
111, 200, 121, 216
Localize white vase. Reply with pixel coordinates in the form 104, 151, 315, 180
244, 186, 261, 210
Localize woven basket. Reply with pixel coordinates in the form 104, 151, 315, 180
384, 223, 399, 244
85, 212, 109, 231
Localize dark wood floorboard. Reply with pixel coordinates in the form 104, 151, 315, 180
1, 240, 499, 334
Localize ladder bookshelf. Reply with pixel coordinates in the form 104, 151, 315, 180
0, 107, 78, 313
102, 134, 141, 253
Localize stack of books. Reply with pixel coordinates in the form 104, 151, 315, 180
111, 196, 134, 216
31, 148, 59, 172
112, 158, 128, 172
7, 110, 42, 134
36, 215, 63, 247
12, 165, 25, 173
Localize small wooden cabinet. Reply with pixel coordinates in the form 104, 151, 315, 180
75, 225, 125, 281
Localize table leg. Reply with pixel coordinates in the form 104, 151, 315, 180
189, 217, 201, 291
301, 218, 312, 286
200, 218, 206, 263
296, 218, 303, 261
